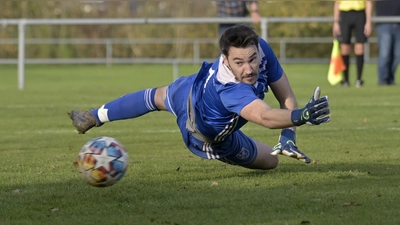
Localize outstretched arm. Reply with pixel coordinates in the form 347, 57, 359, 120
241, 70, 330, 128
240, 99, 293, 129
240, 73, 330, 163
240, 71, 299, 129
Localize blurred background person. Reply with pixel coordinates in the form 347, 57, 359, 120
375, 0, 400, 86
333, 1, 372, 87
216, 1, 260, 37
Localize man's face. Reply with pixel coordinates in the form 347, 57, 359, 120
222, 45, 260, 85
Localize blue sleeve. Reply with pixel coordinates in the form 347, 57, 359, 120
219, 83, 258, 115
259, 38, 283, 83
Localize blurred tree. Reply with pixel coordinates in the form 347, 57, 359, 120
0, 0, 377, 60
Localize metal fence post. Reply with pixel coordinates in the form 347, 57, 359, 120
280, 40, 286, 62
193, 39, 199, 64
364, 42, 370, 63
261, 19, 268, 41
173, 61, 179, 80
106, 39, 112, 67
18, 19, 26, 90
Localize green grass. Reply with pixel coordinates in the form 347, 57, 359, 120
0, 63, 399, 225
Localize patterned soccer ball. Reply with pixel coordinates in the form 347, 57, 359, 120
77, 136, 129, 187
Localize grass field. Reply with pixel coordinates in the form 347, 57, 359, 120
0, 63, 399, 225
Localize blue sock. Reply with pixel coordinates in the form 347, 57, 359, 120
90, 88, 158, 124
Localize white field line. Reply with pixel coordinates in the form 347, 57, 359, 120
2, 104, 99, 109
358, 102, 400, 106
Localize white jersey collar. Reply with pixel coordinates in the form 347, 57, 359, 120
216, 55, 238, 85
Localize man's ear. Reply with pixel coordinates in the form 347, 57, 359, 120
222, 55, 232, 71
222, 54, 229, 67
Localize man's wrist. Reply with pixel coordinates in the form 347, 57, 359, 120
291, 108, 306, 126
280, 128, 296, 145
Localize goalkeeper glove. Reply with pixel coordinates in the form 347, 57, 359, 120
291, 86, 330, 126
271, 129, 311, 164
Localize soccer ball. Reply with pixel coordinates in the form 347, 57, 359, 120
77, 136, 129, 187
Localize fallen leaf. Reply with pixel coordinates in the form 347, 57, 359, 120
50, 207, 59, 212
211, 181, 218, 186
175, 167, 180, 171
12, 189, 20, 194
343, 202, 361, 206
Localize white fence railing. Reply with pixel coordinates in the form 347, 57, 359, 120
1, 16, 399, 90
0, 36, 379, 65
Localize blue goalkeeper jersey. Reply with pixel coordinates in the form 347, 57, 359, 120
191, 38, 283, 142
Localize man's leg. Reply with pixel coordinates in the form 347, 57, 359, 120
338, 12, 352, 86
215, 131, 278, 170
390, 24, 400, 85
353, 10, 367, 87
94, 88, 159, 123
354, 43, 365, 87
376, 24, 392, 85
340, 43, 351, 86
245, 140, 278, 170
68, 87, 168, 134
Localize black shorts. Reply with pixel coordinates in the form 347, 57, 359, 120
337, 10, 367, 44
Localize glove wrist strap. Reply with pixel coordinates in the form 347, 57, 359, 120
281, 128, 296, 143
291, 108, 306, 126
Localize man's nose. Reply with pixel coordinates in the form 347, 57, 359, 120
245, 63, 254, 74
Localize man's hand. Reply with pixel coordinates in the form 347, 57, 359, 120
291, 86, 330, 126
271, 129, 311, 164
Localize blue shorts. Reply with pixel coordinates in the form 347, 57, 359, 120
164, 75, 257, 166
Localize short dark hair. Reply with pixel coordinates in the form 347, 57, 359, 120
219, 24, 259, 57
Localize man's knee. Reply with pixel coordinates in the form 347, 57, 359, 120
262, 155, 279, 170
341, 44, 351, 55
354, 43, 364, 55
245, 154, 279, 170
